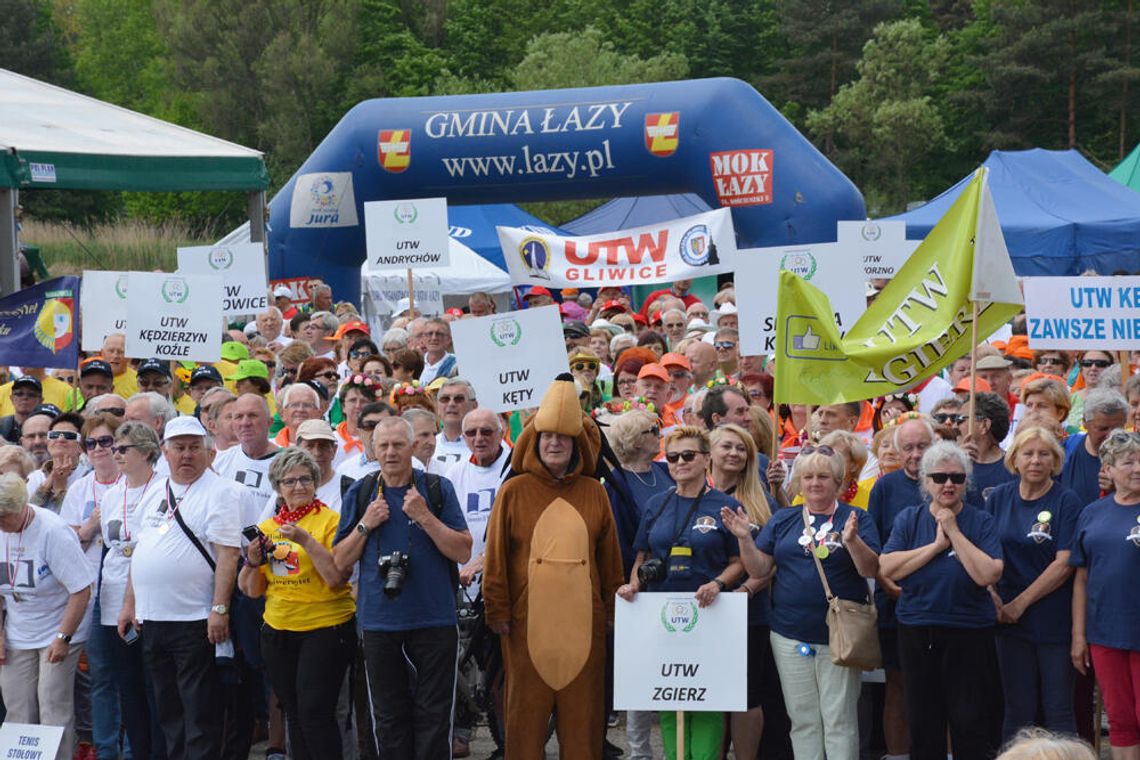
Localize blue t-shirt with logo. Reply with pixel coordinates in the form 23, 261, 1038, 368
967, 458, 1018, 506
757, 503, 880, 645
867, 470, 923, 627
336, 471, 468, 632
1060, 434, 1102, 507
884, 503, 1002, 629
984, 481, 1080, 644
633, 487, 739, 594
1069, 495, 1140, 651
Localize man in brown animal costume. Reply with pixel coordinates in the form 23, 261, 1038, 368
483, 375, 624, 759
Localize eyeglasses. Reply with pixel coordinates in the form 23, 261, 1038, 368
665, 449, 706, 463
48, 430, 80, 441
928, 472, 967, 484
714, 341, 737, 350
359, 419, 383, 431
463, 427, 498, 438
617, 378, 638, 387
641, 426, 660, 437
277, 367, 297, 378
111, 445, 137, 455
571, 361, 599, 372
349, 350, 373, 359
315, 372, 340, 382
800, 444, 836, 457
933, 413, 969, 425
438, 395, 468, 405
1037, 357, 1064, 366
747, 389, 765, 399
286, 402, 319, 411
1080, 359, 1112, 369
279, 476, 315, 488
263, 362, 277, 372
423, 331, 448, 339
84, 435, 115, 451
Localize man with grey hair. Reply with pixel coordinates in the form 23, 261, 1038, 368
447, 409, 509, 592
334, 417, 471, 759
420, 318, 457, 384
213, 393, 280, 507
1062, 388, 1129, 505
303, 311, 339, 359
84, 393, 128, 418
255, 306, 291, 350
660, 308, 687, 348
468, 292, 495, 318
274, 383, 321, 448
127, 392, 176, 438
434, 378, 478, 471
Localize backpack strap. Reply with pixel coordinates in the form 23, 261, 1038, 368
421, 472, 461, 590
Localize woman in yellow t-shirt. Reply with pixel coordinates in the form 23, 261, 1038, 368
238, 447, 355, 760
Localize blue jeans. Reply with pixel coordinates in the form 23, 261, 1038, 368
88, 598, 123, 759
995, 634, 1076, 740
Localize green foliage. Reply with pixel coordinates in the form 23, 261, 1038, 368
0, 0, 72, 85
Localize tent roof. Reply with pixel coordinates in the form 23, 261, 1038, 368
884, 148, 1140, 275
562, 193, 712, 235
448, 203, 566, 272
0, 69, 267, 191
1109, 142, 1140, 190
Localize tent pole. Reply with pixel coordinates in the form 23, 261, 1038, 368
406, 267, 416, 315
967, 301, 979, 439
0, 189, 19, 297
247, 191, 266, 249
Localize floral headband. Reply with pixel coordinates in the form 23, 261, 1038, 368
591, 396, 658, 419
345, 374, 383, 399
880, 392, 918, 408
885, 410, 928, 428
694, 374, 740, 393
389, 379, 426, 403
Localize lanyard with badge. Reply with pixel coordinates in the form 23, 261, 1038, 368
665, 485, 707, 579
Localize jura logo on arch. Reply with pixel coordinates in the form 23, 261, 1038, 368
289, 172, 359, 228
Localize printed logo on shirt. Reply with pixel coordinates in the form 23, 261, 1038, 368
692, 516, 718, 534
269, 542, 301, 576
1027, 521, 1053, 543
235, 470, 264, 490
1127, 525, 1140, 548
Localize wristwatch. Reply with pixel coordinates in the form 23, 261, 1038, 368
56, 632, 72, 643
714, 579, 727, 592
355, 521, 371, 536
210, 604, 228, 616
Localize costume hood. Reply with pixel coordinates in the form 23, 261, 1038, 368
512, 374, 600, 484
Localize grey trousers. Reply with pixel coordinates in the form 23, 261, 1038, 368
0, 643, 85, 760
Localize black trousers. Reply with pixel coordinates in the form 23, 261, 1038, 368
897, 624, 1003, 760
260, 618, 356, 760
362, 625, 459, 760
142, 619, 223, 760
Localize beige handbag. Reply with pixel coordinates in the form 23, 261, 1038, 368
803, 507, 882, 671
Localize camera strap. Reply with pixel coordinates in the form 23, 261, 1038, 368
167, 481, 215, 572
668, 485, 707, 549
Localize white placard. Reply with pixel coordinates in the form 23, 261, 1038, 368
450, 305, 569, 412
80, 269, 129, 351
289, 171, 359, 228
1025, 276, 1140, 350
614, 592, 747, 712
177, 242, 268, 316
735, 243, 868, 356
364, 197, 450, 271
497, 208, 737, 288
0, 722, 64, 760
124, 272, 223, 362
364, 273, 444, 316
837, 220, 920, 279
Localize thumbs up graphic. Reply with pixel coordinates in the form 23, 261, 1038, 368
793, 324, 821, 351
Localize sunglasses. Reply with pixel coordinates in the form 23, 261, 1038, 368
800, 444, 835, 457
98, 408, 125, 417
279, 476, 315, 488
349, 350, 373, 359
316, 372, 340, 381
438, 395, 468, 404
713, 341, 737, 350
665, 449, 706, 463
463, 427, 498, 438
84, 435, 115, 451
277, 367, 297, 378
928, 472, 967, 484
933, 413, 969, 425
359, 419, 383, 431
48, 430, 80, 441
111, 444, 137, 455
1036, 357, 1064, 366
572, 362, 599, 372
1080, 359, 1111, 369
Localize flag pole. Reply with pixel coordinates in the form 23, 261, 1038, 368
1121, 351, 1130, 395
406, 267, 416, 315
967, 301, 979, 439
676, 710, 685, 760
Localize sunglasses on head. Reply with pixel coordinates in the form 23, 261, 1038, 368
933, 413, 969, 425
800, 444, 835, 457
48, 430, 80, 441
571, 361, 599, 372
1080, 359, 1111, 369
928, 472, 967, 484
665, 449, 705, 463
84, 435, 115, 451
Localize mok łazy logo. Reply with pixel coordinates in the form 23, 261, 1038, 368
645, 113, 680, 157
378, 130, 412, 173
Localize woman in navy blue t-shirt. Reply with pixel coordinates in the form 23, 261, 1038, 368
1070, 430, 1140, 754
880, 441, 1004, 760
722, 445, 880, 760
984, 426, 1081, 740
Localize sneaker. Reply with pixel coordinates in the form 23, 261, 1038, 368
607, 711, 620, 728
452, 736, 471, 758
266, 748, 287, 760
603, 738, 624, 758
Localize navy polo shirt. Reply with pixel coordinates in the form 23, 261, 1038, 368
1069, 495, 1140, 651
757, 503, 880, 646
967, 457, 1018, 506
336, 471, 468, 632
984, 481, 1080, 644
633, 487, 739, 593
604, 463, 674, 580
867, 470, 923, 627
1060, 434, 1102, 507
883, 503, 1002, 629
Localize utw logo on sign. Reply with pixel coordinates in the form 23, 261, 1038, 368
645, 113, 680, 157
709, 149, 773, 207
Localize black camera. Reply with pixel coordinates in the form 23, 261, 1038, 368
637, 558, 667, 588
379, 551, 409, 598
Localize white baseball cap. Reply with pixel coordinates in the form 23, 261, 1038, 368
163, 416, 208, 442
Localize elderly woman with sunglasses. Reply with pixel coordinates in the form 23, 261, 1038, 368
721, 443, 880, 760
1070, 430, 1140, 759
59, 412, 124, 759
618, 426, 743, 760
0, 472, 93, 760
1067, 351, 1116, 430
880, 441, 1004, 760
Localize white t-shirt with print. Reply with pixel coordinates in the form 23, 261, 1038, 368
98, 477, 162, 626
433, 432, 469, 473
212, 445, 280, 524
130, 469, 244, 622
335, 454, 379, 482
0, 507, 95, 648
59, 471, 121, 580
445, 445, 511, 598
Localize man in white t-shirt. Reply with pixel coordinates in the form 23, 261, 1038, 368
295, 419, 343, 512
212, 393, 280, 517
333, 402, 391, 485
118, 416, 243, 760
433, 378, 477, 472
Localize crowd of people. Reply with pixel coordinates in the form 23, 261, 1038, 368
0, 275, 1138, 760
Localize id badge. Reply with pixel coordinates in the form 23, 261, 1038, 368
667, 545, 692, 578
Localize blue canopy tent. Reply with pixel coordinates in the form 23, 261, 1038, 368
446, 203, 565, 273
883, 148, 1140, 275
561, 193, 712, 235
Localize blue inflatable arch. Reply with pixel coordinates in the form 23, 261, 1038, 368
269, 77, 866, 300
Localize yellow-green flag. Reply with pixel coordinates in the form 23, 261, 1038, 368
774, 168, 1023, 405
